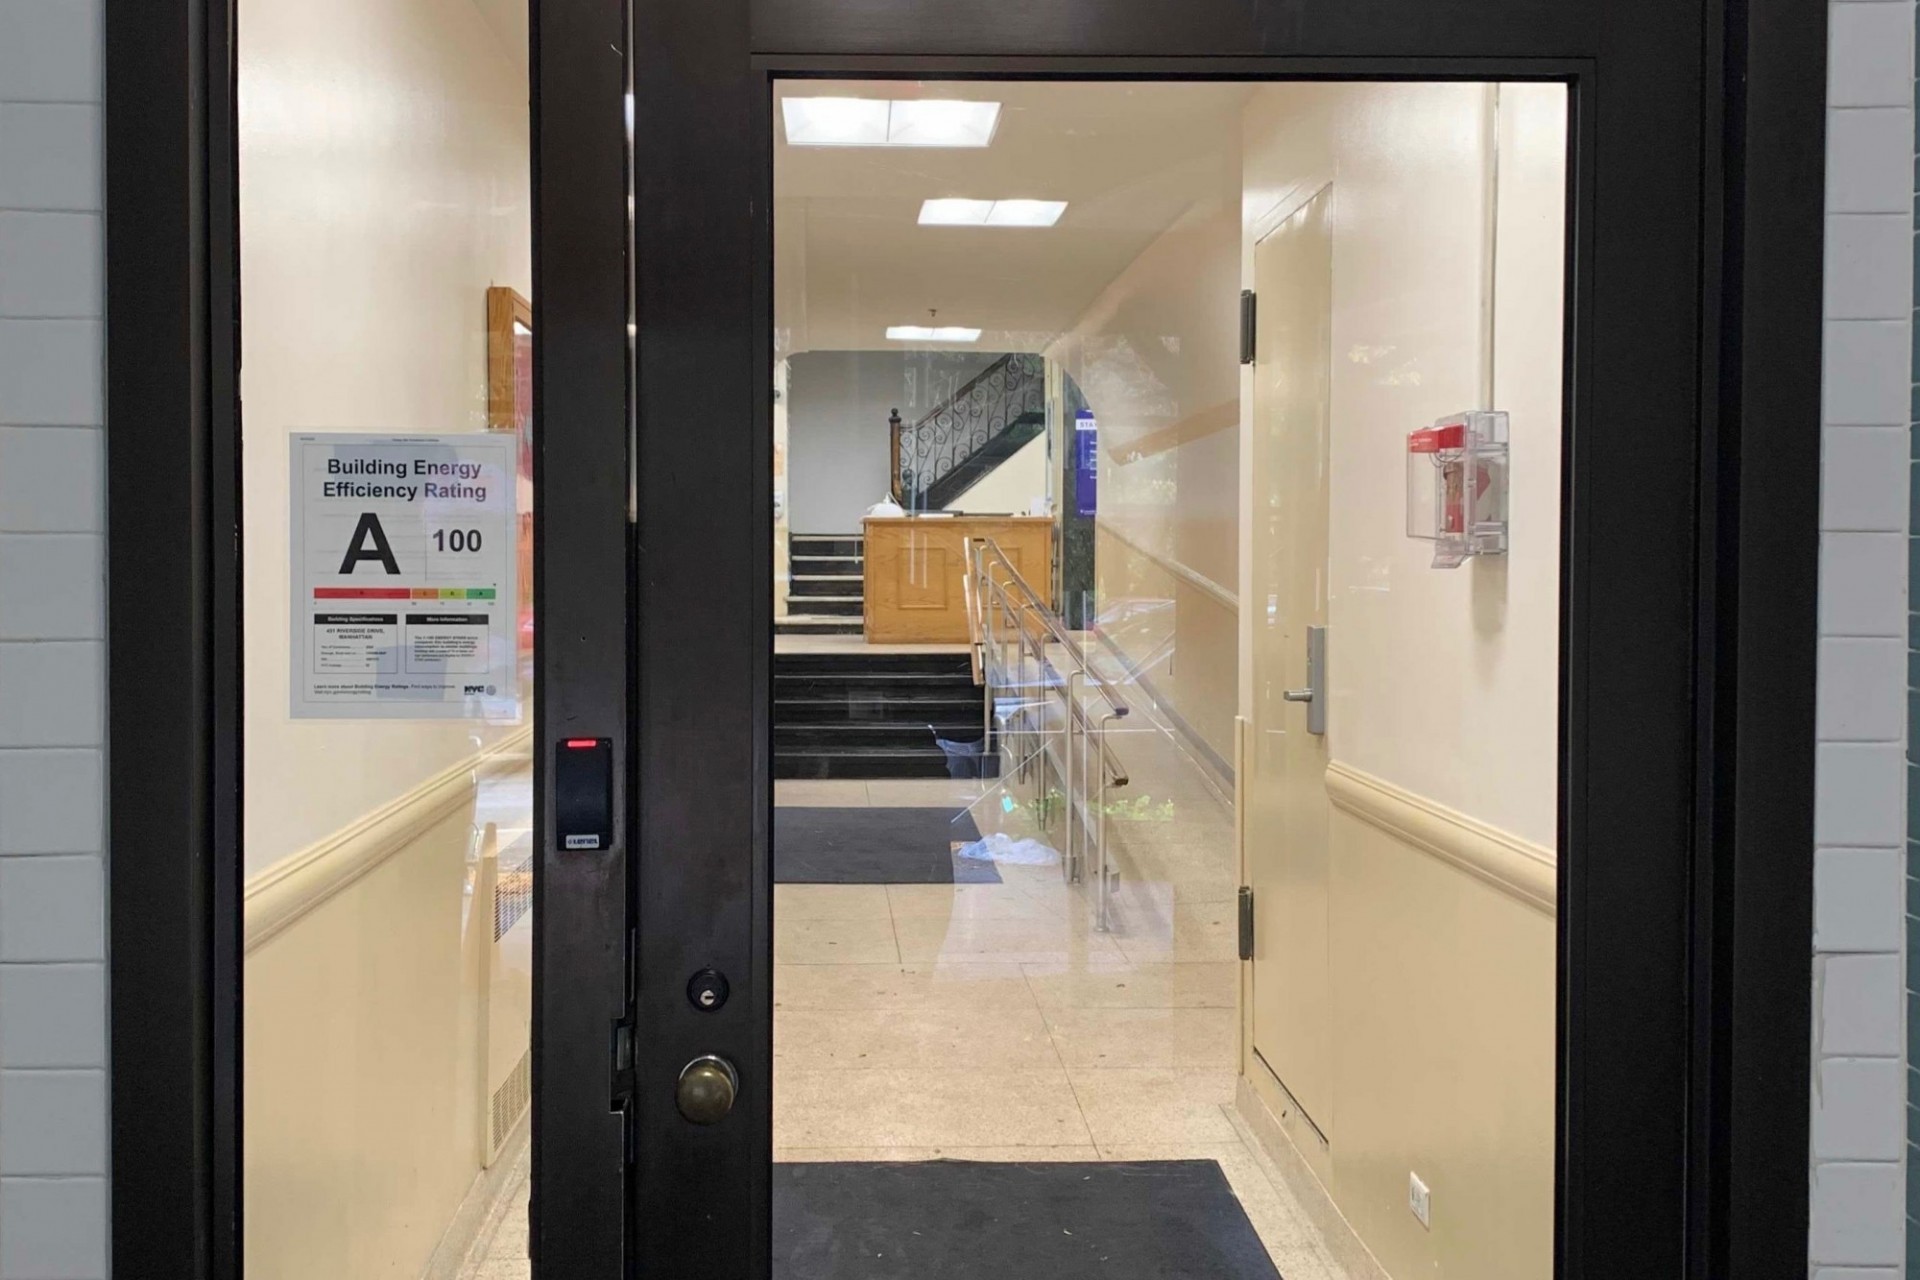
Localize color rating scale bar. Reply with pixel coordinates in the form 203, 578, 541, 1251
314, 587, 498, 600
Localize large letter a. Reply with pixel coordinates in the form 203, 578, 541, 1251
338, 512, 401, 575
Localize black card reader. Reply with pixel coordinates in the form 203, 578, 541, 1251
555, 738, 612, 851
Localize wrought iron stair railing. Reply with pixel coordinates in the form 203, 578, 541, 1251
890, 352, 1047, 510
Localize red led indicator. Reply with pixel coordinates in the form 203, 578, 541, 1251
564, 738, 599, 749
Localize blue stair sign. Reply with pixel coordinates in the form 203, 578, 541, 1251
1074, 409, 1098, 517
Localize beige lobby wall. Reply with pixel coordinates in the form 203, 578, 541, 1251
1238, 82, 1566, 1280
237, 1, 533, 1274
239, 0, 533, 875
1095, 526, 1240, 769
1326, 788, 1556, 1280
1049, 177, 1242, 766
1240, 81, 1564, 849
245, 789, 478, 1279
242, 734, 530, 1280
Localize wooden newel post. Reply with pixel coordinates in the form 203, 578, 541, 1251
888, 407, 903, 503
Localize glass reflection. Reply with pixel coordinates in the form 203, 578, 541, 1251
771, 77, 1565, 1280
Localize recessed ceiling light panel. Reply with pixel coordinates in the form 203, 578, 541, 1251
985, 199, 1068, 227
886, 325, 983, 343
917, 199, 995, 226
781, 97, 1001, 148
917, 198, 1067, 228
886, 99, 1001, 148
781, 97, 890, 146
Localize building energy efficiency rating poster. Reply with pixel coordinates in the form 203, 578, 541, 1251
290, 433, 520, 719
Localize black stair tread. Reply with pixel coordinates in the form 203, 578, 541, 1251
775, 690, 980, 701
768, 702, 975, 710
778, 737, 986, 753
776, 760, 977, 780
775, 664, 972, 674
775, 710, 975, 721
775, 653, 971, 667
774, 640, 992, 777
776, 746, 949, 758
784, 600, 863, 615
777, 722, 985, 736
775, 675, 974, 687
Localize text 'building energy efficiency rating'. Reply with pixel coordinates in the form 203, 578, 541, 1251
290, 433, 520, 720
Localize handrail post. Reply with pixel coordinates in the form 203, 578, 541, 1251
970, 536, 1134, 901
1064, 669, 1083, 884
1094, 712, 1122, 933
974, 545, 992, 755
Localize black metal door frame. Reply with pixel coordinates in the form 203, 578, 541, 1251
103, 0, 1822, 1276
624, 1, 1824, 1277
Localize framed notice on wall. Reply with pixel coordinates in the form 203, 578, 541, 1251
288, 432, 520, 720
487, 286, 535, 664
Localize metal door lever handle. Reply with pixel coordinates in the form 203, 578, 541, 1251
1293, 626, 1328, 735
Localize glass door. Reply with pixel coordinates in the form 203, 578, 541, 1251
233, 0, 630, 1276
628, 0, 1718, 1270
101, 0, 1817, 1271
763, 75, 1566, 1279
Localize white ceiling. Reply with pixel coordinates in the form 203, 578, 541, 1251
775, 80, 1248, 356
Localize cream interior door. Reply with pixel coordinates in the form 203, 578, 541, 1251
1248, 185, 1335, 1137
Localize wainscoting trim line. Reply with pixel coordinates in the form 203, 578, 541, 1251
242, 729, 535, 952
1323, 760, 1556, 915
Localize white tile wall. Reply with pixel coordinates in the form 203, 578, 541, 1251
0, 0, 107, 1275
1814, 0, 1914, 1271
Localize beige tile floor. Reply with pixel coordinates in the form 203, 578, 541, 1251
462, 768, 1349, 1277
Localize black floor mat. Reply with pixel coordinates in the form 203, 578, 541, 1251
772, 1160, 1281, 1279
774, 807, 996, 884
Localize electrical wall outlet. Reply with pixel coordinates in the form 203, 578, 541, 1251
1408, 1172, 1432, 1229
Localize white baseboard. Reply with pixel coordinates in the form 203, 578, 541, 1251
1235, 1074, 1391, 1280
422, 1109, 530, 1280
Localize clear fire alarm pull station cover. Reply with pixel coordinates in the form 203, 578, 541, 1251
1406, 410, 1510, 569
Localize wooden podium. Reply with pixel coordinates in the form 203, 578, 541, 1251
862, 514, 1054, 643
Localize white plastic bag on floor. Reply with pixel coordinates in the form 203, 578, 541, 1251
954, 832, 1058, 866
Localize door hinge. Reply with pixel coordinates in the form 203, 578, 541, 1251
1239, 289, 1257, 364
610, 922, 639, 1107
611, 1019, 635, 1102
1237, 885, 1255, 960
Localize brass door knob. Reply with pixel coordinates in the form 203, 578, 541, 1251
676, 1055, 738, 1125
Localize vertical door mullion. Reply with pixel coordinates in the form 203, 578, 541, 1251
630, 0, 772, 1273
531, 0, 635, 1273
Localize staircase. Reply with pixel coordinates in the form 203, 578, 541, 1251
894, 352, 1048, 511
923, 411, 1045, 509
774, 651, 996, 779
778, 533, 864, 637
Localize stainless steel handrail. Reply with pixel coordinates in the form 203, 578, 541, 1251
970, 540, 1129, 781
974, 539, 1126, 701
969, 537, 1129, 928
